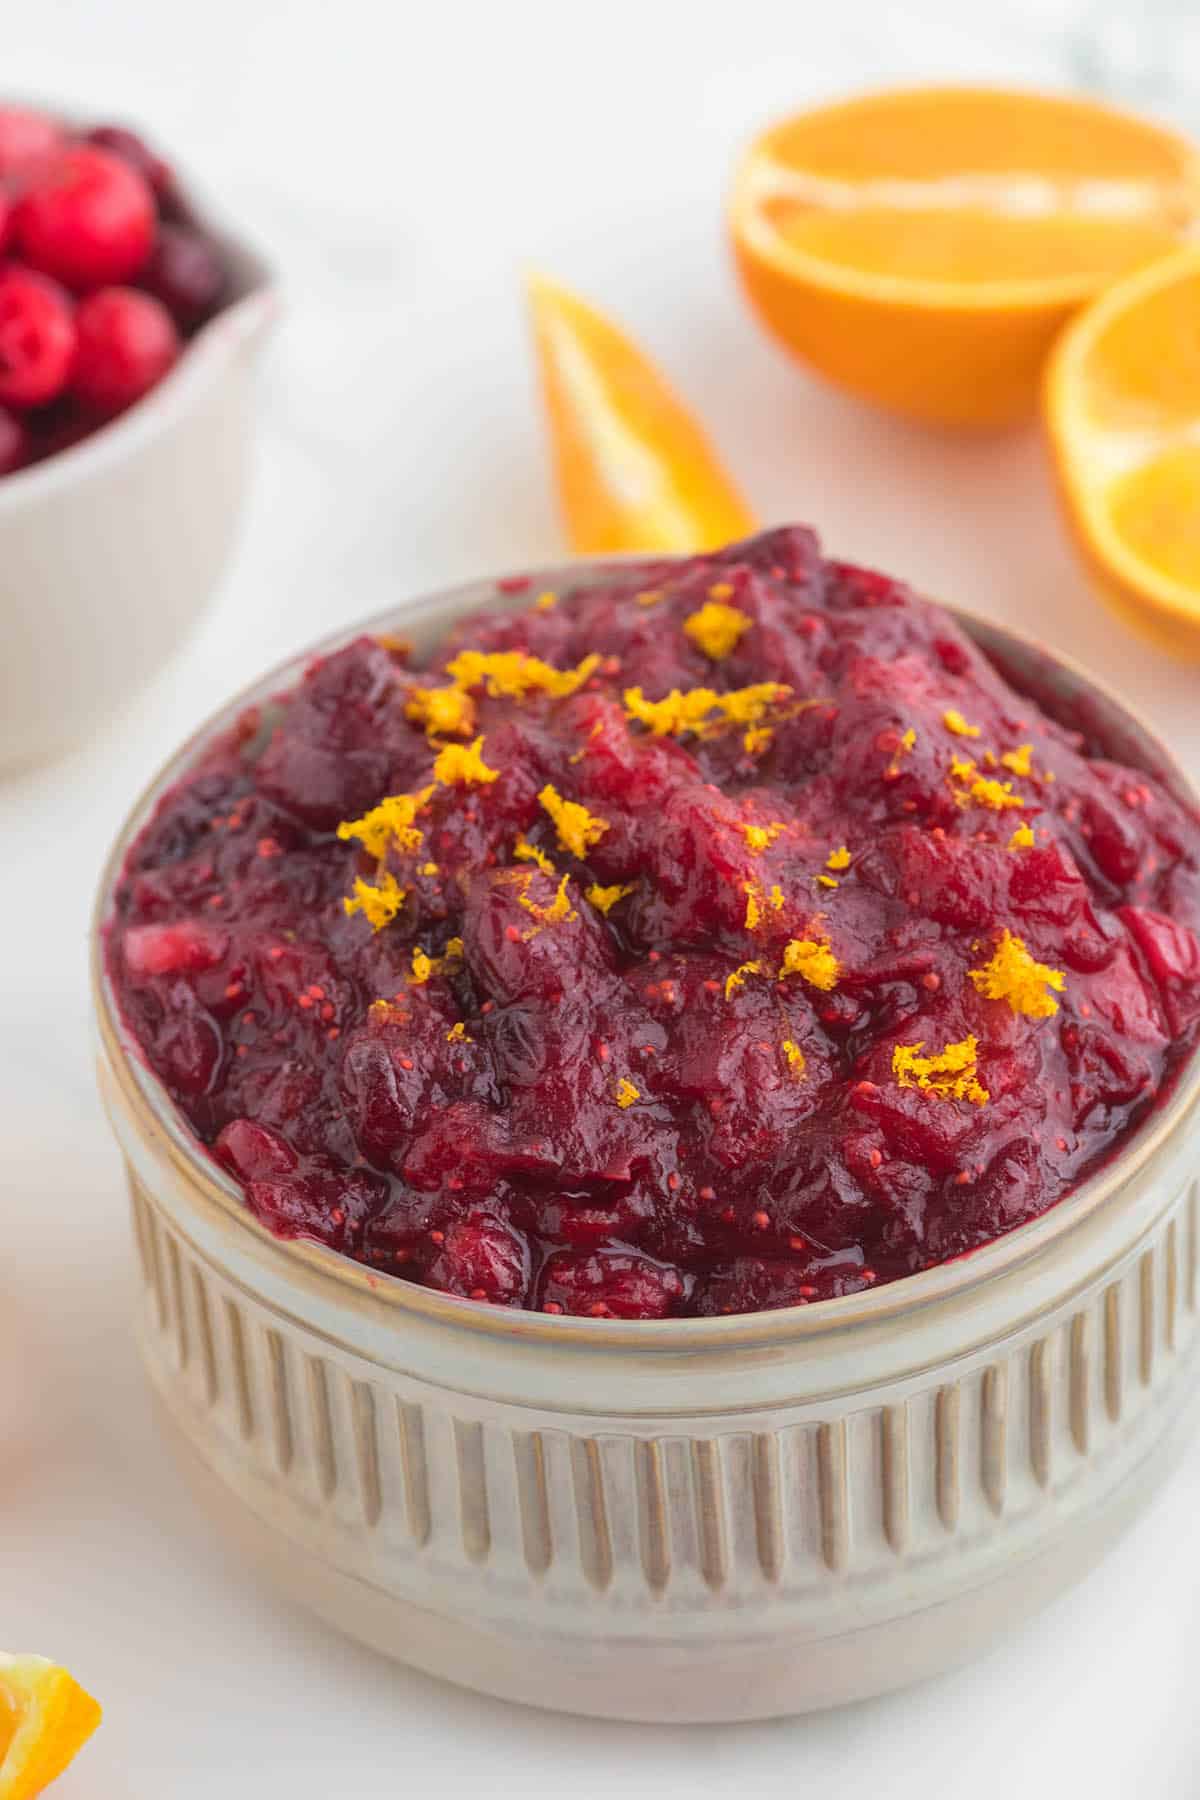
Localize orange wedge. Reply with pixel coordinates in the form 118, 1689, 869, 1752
525, 272, 755, 554
1046, 246, 1200, 657
730, 86, 1200, 428
0, 1655, 101, 1799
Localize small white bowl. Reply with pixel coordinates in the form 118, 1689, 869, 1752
93, 564, 1200, 1721
0, 182, 276, 771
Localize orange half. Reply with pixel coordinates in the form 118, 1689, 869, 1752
0, 1655, 101, 1799
731, 85, 1200, 427
525, 272, 755, 554
1046, 245, 1200, 657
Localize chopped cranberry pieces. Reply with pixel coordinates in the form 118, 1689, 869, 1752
106, 528, 1200, 1315
428, 1213, 530, 1304
123, 918, 227, 977
539, 1249, 685, 1319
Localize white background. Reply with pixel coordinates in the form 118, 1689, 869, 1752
3, 0, 1200, 1794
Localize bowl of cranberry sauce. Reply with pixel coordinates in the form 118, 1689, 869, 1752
104, 525, 1200, 1318
95, 529, 1200, 1719
0, 103, 274, 769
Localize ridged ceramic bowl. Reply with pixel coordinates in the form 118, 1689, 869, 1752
93, 562, 1200, 1722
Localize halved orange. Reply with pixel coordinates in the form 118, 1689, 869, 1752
730, 85, 1200, 428
0, 1654, 101, 1799
525, 272, 756, 554
1046, 245, 1200, 657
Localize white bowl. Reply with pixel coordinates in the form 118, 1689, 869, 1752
93, 563, 1200, 1721
0, 183, 276, 771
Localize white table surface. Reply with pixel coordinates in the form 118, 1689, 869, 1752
5, 1, 1200, 1793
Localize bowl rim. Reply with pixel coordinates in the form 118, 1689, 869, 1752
0, 123, 278, 511
92, 553, 1200, 1351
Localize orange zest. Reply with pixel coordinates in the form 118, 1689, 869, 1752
525, 271, 755, 552
778, 938, 840, 991
624, 681, 790, 739
725, 960, 763, 999
432, 736, 499, 787
683, 600, 751, 660
0, 1654, 101, 1800
1046, 246, 1200, 657
538, 784, 609, 859
344, 871, 407, 931
337, 790, 430, 858
445, 648, 599, 701
730, 86, 1200, 427
969, 929, 1065, 1018
893, 1035, 989, 1105
586, 881, 634, 914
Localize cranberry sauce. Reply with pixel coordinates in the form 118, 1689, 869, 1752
107, 528, 1200, 1318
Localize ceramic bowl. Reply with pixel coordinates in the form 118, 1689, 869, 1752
92, 562, 1200, 1722
0, 165, 276, 772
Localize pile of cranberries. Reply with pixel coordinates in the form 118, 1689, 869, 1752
0, 104, 230, 477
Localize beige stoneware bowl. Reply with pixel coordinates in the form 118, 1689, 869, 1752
93, 562, 1200, 1722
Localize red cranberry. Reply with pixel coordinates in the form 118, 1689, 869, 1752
0, 404, 28, 473
14, 146, 156, 289
0, 106, 63, 179
83, 124, 173, 201
140, 223, 226, 329
0, 267, 76, 408
24, 397, 92, 465
71, 287, 179, 414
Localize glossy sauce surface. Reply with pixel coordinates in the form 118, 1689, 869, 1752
108, 528, 1200, 1316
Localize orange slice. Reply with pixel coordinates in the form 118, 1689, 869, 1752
730, 86, 1200, 428
1046, 246, 1200, 657
0, 1655, 101, 1799
525, 272, 755, 554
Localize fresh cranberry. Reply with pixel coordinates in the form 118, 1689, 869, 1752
139, 223, 226, 330
0, 268, 76, 408
71, 287, 179, 414
14, 146, 156, 289
83, 124, 173, 201
0, 404, 27, 473
23, 396, 91, 464
0, 106, 63, 179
